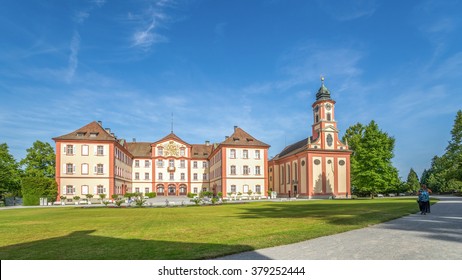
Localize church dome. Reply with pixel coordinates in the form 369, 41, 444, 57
316, 77, 331, 101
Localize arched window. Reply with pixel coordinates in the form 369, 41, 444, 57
327, 113, 331, 121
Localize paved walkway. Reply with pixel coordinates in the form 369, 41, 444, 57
217, 195, 462, 260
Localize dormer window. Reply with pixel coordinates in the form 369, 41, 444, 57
90, 132, 98, 137
76, 132, 86, 137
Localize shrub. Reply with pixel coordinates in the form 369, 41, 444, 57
73, 196, 80, 202
217, 192, 223, 198
187, 192, 196, 198
21, 177, 57, 206
111, 194, 119, 200
146, 192, 157, 198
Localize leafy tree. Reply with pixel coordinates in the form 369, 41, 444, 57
20, 140, 55, 178
425, 111, 462, 193
22, 176, 57, 206
405, 168, 420, 194
0, 143, 22, 198
343, 121, 401, 197
420, 169, 430, 185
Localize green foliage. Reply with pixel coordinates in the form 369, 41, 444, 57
20, 141, 55, 178
217, 192, 223, 198
124, 192, 133, 198
187, 192, 196, 198
343, 121, 401, 197
199, 191, 213, 198
86, 194, 94, 200
0, 143, 22, 197
146, 192, 157, 198
21, 177, 57, 206
115, 200, 123, 207
405, 168, 420, 194
73, 196, 80, 201
425, 111, 462, 193
111, 194, 119, 200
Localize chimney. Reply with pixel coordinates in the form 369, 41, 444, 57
205, 140, 210, 146
97, 121, 103, 126
105, 128, 111, 134
133, 138, 136, 143
225, 136, 229, 140
234, 125, 238, 131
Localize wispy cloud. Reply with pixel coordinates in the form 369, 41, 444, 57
317, 0, 379, 21
66, 32, 80, 82
130, 1, 174, 51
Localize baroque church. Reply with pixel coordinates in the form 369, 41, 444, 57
268, 78, 351, 198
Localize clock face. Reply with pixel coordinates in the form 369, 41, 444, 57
325, 103, 332, 111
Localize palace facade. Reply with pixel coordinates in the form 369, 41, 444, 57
53, 123, 270, 201
53, 79, 351, 201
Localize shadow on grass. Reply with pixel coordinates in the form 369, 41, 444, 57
234, 199, 420, 226
0, 230, 259, 260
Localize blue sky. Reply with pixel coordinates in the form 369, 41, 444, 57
1, 0, 461, 179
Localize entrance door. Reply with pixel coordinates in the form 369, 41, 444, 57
168, 185, 176, 196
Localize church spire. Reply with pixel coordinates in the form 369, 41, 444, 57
316, 76, 331, 101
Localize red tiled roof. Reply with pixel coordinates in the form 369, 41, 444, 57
126, 142, 152, 157
53, 121, 116, 141
221, 127, 270, 147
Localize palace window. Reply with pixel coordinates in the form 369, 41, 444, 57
170, 173, 174, 181
97, 164, 104, 175
255, 185, 261, 193
169, 159, 175, 168
135, 160, 140, 168
203, 173, 207, 180
66, 185, 74, 194
230, 149, 236, 159
230, 165, 236, 175
231, 185, 236, 193
180, 147, 185, 156
158, 173, 163, 180
157, 147, 163, 156
255, 150, 260, 159
180, 160, 185, 168
81, 145, 89, 156
97, 185, 104, 194
193, 161, 198, 168
243, 150, 248, 159
135, 172, 140, 180
66, 163, 74, 174
181, 173, 185, 180
193, 173, 198, 180
157, 160, 164, 168
145, 173, 149, 180
255, 166, 261, 175
202, 161, 207, 168
145, 160, 150, 168
81, 163, 89, 175
243, 165, 250, 175
97, 145, 104, 156
66, 145, 74, 155
145, 188, 150, 194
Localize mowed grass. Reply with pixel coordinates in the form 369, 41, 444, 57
0, 198, 422, 259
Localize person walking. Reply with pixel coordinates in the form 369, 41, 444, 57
418, 184, 430, 215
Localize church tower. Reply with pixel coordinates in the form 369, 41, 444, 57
309, 77, 346, 151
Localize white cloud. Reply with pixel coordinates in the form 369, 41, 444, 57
66, 32, 80, 82
317, 0, 379, 21
130, 3, 173, 51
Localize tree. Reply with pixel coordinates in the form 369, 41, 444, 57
405, 168, 420, 194
20, 140, 55, 178
343, 121, 401, 197
425, 111, 462, 193
0, 143, 22, 199
21, 176, 57, 206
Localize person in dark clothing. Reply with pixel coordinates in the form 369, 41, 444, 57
418, 185, 430, 215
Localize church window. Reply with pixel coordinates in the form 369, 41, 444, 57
327, 113, 331, 121
339, 160, 346, 166
314, 159, 321, 165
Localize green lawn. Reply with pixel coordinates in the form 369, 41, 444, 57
0, 198, 423, 259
